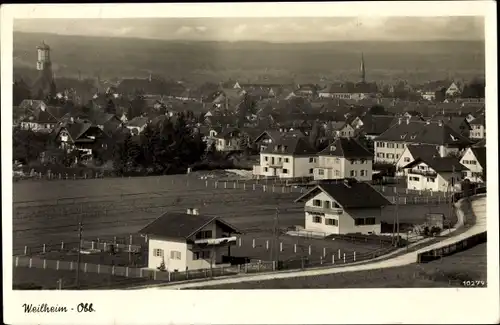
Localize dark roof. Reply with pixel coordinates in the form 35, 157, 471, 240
470, 115, 485, 126
254, 129, 305, 144
406, 144, 440, 161
402, 157, 468, 172
295, 179, 391, 209
360, 114, 397, 135
472, 139, 486, 148
429, 115, 470, 133
470, 147, 486, 169
261, 135, 316, 156
138, 212, 240, 239
127, 116, 149, 127
420, 80, 451, 92
377, 119, 473, 146
319, 138, 373, 159
55, 121, 97, 143
216, 127, 241, 139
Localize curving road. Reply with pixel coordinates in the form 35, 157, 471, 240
134, 194, 487, 290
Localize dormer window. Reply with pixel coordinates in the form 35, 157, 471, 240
410, 135, 416, 139
400, 134, 407, 139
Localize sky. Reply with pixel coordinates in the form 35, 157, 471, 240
14, 17, 484, 42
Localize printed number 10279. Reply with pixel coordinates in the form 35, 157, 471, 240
462, 280, 486, 287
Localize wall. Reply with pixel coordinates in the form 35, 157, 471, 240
374, 140, 407, 164
396, 148, 415, 175
470, 124, 486, 139
257, 153, 295, 178
341, 209, 382, 234
148, 236, 188, 272
406, 164, 460, 192
216, 137, 240, 152
293, 156, 317, 178
460, 150, 484, 183
314, 156, 372, 181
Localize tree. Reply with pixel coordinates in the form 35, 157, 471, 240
129, 93, 146, 119
434, 88, 447, 102
369, 105, 386, 115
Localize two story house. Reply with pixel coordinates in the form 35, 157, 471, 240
402, 156, 468, 192
126, 116, 150, 135
139, 209, 240, 272
374, 118, 473, 164
295, 179, 391, 235
214, 127, 243, 152
314, 138, 373, 182
253, 134, 317, 179
459, 147, 486, 183
395, 144, 440, 176
469, 115, 486, 140
54, 120, 104, 158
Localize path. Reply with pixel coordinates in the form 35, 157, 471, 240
133, 195, 487, 290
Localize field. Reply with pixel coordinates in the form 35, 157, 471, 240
192, 243, 488, 289
12, 174, 454, 257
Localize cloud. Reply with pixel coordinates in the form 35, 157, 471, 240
195, 26, 207, 32
233, 24, 247, 34
175, 26, 193, 35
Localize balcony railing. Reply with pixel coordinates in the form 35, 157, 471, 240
266, 160, 283, 168
305, 206, 343, 215
408, 169, 438, 177
193, 236, 238, 246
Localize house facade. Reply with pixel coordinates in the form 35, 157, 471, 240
214, 128, 243, 152
395, 144, 440, 176
403, 157, 467, 192
295, 180, 390, 235
140, 209, 240, 272
469, 116, 486, 140
253, 135, 317, 179
459, 147, 486, 183
314, 138, 373, 182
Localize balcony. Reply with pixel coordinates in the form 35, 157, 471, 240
193, 236, 238, 247
305, 206, 343, 215
265, 160, 283, 168
408, 168, 437, 177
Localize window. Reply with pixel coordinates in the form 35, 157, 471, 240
153, 249, 164, 257
318, 169, 324, 175
335, 158, 340, 164
354, 218, 365, 226
309, 168, 314, 174
264, 156, 269, 161
195, 230, 212, 239
309, 157, 315, 163
323, 201, 331, 209
360, 170, 366, 176
387, 143, 394, 148
350, 170, 356, 177
404, 157, 411, 162
193, 251, 210, 260
264, 167, 268, 172
170, 250, 181, 260
409, 176, 420, 181
427, 177, 435, 183
335, 170, 340, 176
325, 218, 338, 226
284, 158, 289, 163
278, 157, 282, 162
312, 216, 322, 223
365, 218, 376, 225
313, 199, 322, 207
282, 168, 288, 174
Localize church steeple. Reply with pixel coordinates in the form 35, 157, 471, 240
360, 52, 366, 84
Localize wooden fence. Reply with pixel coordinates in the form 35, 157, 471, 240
417, 231, 487, 263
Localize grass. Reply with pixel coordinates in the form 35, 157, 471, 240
192, 243, 487, 289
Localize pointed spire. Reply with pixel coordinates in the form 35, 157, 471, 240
360, 52, 366, 83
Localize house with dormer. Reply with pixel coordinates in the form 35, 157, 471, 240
214, 127, 244, 152
402, 156, 467, 192
295, 179, 391, 235
374, 117, 473, 164
395, 144, 440, 176
469, 115, 486, 140
314, 138, 373, 182
139, 208, 240, 272
253, 134, 317, 179
459, 147, 486, 183
54, 120, 104, 157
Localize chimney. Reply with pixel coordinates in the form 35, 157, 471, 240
192, 208, 199, 215
398, 118, 402, 125
186, 208, 193, 215
438, 120, 443, 127
425, 120, 430, 125
406, 117, 410, 124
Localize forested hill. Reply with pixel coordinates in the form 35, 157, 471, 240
14, 32, 485, 84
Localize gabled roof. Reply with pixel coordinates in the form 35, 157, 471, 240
360, 114, 396, 135
216, 127, 241, 140
470, 115, 485, 126
377, 120, 473, 146
56, 121, 95, 142
127, 116, 150, 127
429, 115, 471, 133
138, 212, 240, 239
261, 134, 316, 156
329, 121, 349, 131
406, 144, 440, 161
469, 147, 486, 169
254, 129, 305, 144
402, 156, 468, 173
319, 138, 373, 159
295, 179, 391, 209
472, 139, 486, 148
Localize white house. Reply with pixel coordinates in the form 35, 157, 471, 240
139, 209, 240, 272
126, 116, 150, 135
328, 122, 355, 138
253, 134, 317, 179
469, 115, 486, 140
445, 82, 463, 97
214, 128, 243, 152
395, 144, 440, 176
294, 179, 391, 235
374, 118, 473, 164
402, 157, 467, 192
314, 138, 373, 182
459, 147, 486, 183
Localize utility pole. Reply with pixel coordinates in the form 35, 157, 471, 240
449, 165, 456, 228
76, 221, 83, 289
395, 192, 400, 246
274, 208, 280, 268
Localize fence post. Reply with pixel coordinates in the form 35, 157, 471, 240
252, 239, 255, 248
130, 235, 133, 245
91, 241, 95, 250
15, 256, 19, 267
233, 182, 236, 188
84, 263, 88, 273
404, 197, 407, 204
253, 184, 256, 191
224, 182, 227, 189
354, 251, 356, 262
56, 260, 60, 270
266, 240, 269, 250
214, 181, 218, 189
272, 261, 276, 271
343, 253, 346, 263
338, 249, 341, 259
282, 186, 285, 193
238, 237, 242, 247
244, 183, 246, 190
70, 261, 73, 270
61, 241, 64, 251
332, 255, 335, 264
58, 279, 63, 290
294, 244, 297, 253
112, 265, 115, 275
114, 236, 117, 244
308, 245, 311, 256
280, 242, 283, 252
104, 242, 107, 251
42, 244, 46, 254
153, 270, 157, 280
24, 246, 28, 255
140, 268, 143, 277
97, 264, 100, 274
272, 185, 275, 192
126, 267, 129, 277
323, 247, 326, 257
244, 264, 248, 273
29, 258, 33, 268
205, 180, 208, 187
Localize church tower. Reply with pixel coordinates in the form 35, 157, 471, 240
360, 52, 366, 84
32, 41, 55, 99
